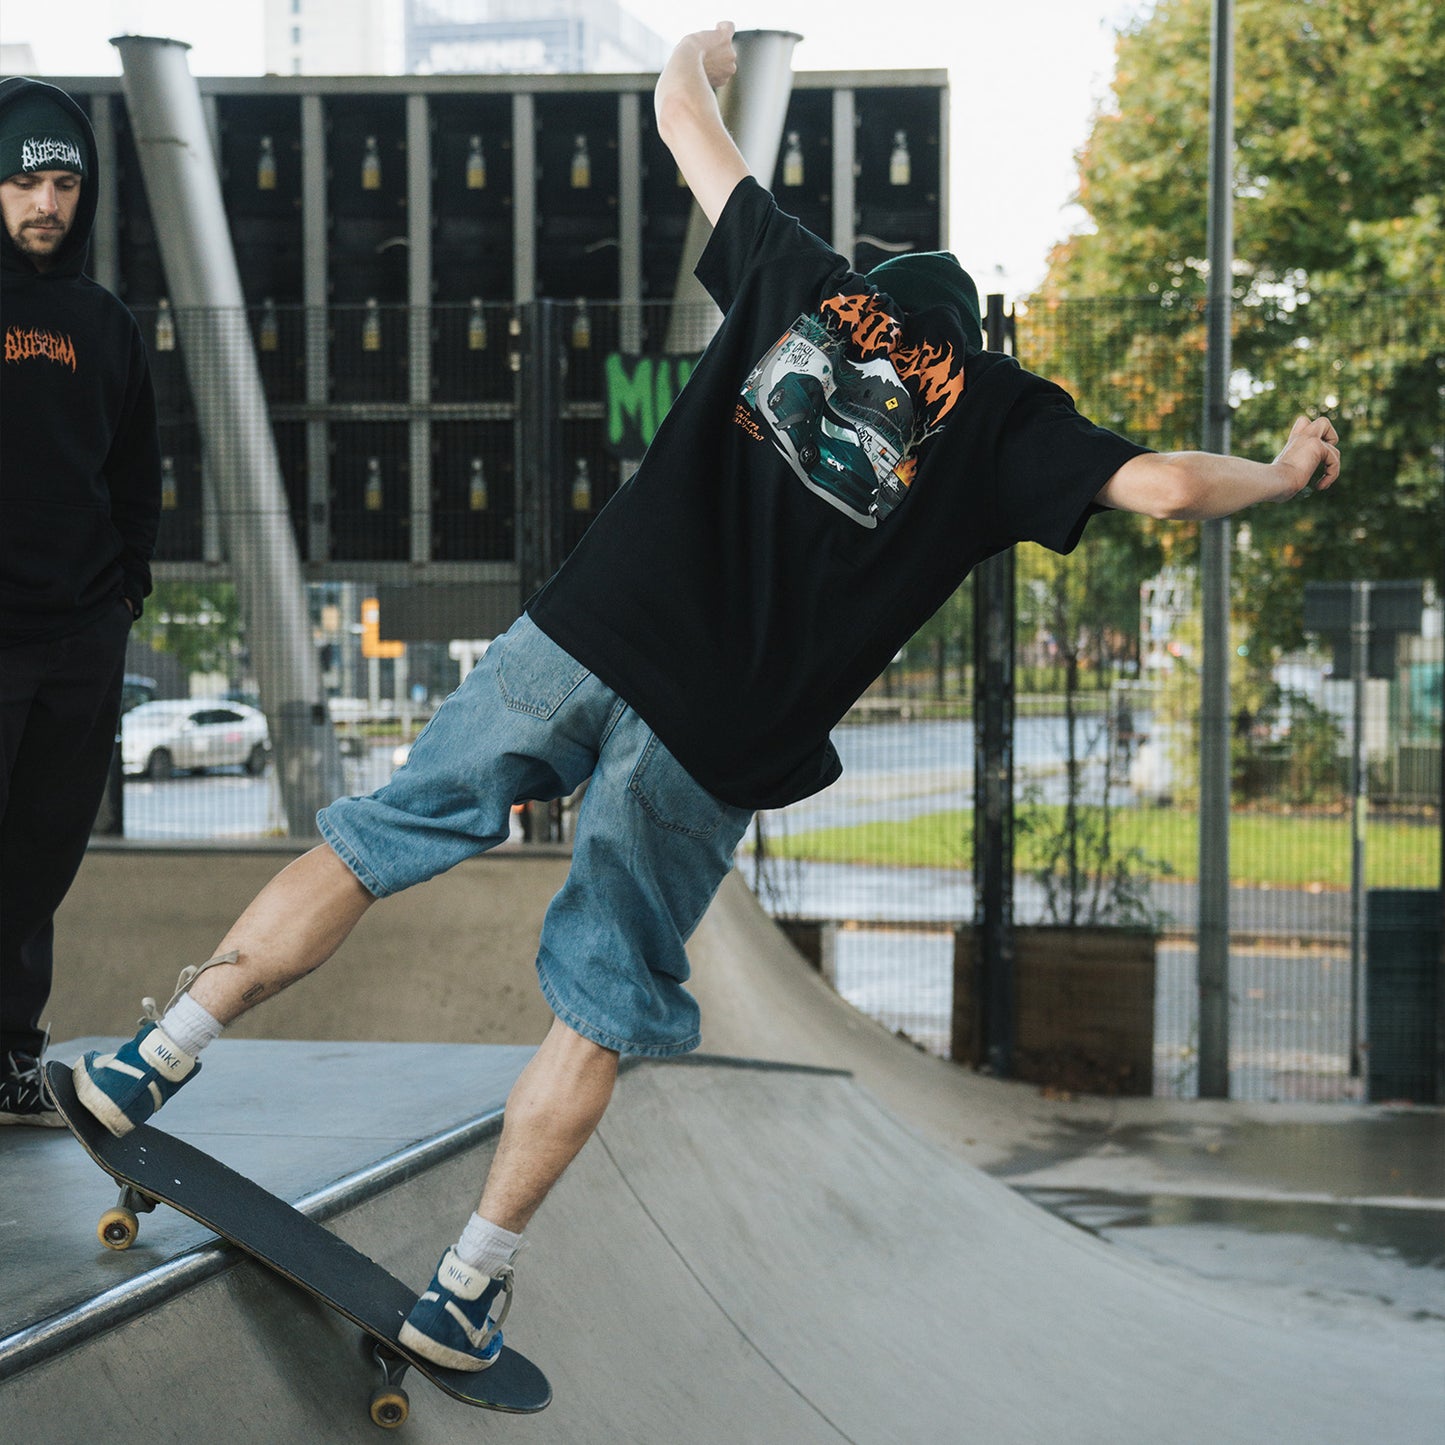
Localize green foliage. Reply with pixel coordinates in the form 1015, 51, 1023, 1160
1017, 521, 1163, 685
1017, 788, 1174, 929
1025, 0, 1445, 660
1273, 690, 1349, 805
131, 582, 245, 680
1152, 607, 1275, 802
758, 806, 1440, 890
1057, 0, 1445, 298
903, 584, 973, 697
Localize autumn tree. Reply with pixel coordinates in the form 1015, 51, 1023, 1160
1026, 0, 1444, 659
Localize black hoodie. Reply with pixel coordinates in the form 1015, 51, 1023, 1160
0, 77, 160, 642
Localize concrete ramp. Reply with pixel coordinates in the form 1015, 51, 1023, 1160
6, 1058, 1439, 1443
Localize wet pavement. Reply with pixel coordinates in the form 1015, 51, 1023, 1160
997, 1106, 1445, 1329
1017, 1186, 1445, 1326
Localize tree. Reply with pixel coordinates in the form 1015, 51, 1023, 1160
1029, 0, 1444, 658
131, 581, 246, 683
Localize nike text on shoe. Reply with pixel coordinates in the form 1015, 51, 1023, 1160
72, 1023, 200, 1137
399, 1249, 513, 1372
0, 1049, 65, 1127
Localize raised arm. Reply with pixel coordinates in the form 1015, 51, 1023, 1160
1096, 414, 1341, 520
654, 21, 751, 226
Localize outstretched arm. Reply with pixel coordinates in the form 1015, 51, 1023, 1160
1096, 415, 1341, 520
655, 21, 751, 226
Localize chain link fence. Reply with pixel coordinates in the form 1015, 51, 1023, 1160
753, 290, 1442, 1101
108, 295, 1442, 1100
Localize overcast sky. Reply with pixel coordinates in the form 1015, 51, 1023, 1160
1, 0, 1149, 296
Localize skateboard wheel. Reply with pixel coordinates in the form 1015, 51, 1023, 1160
369, 1387, 410, 1429
98, 1206, 140, 1251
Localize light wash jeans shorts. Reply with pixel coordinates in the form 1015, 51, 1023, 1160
317, 613, 754, 1057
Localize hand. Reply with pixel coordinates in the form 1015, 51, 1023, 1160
656, 22, 749, 225
1272, 414, 1340, 498
687, 21, 737, 90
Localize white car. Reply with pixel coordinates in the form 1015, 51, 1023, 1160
122, 699, 271, 780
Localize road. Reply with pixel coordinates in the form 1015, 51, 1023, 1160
118, 743, 397, 840
118, 713, 1143, 838
117, 721, 1352, 944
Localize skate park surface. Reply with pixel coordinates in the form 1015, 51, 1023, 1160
3, 846, 1442, 1442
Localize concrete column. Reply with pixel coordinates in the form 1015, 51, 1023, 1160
112, 34, 343, 836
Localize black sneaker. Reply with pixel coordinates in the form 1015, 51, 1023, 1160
0, 1049, 65, 1128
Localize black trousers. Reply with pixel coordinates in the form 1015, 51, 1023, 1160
0, 601, 131, 1056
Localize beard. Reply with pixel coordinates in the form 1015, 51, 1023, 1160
13, 220, 69, 260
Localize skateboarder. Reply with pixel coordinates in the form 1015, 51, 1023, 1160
1, 78, 160, 1127
71, 22, 1340, 1372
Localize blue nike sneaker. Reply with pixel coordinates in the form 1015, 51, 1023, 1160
399, 1249, 512, 1372
72, 1022, 200, 1137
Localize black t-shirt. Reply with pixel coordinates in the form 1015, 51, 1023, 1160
528, 178, 1149, 809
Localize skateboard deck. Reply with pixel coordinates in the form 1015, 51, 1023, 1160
46, 1061, 551, 1429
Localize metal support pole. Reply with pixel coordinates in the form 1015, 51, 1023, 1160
515, 300, 564, 845
1197, 0, 1235, 1098
972, 294, 1016, 1076
1438, 452, 1445, 1107
113, 35, 343, 834
1349, 581, 1370, 1075
516, 301, 563, 604
407, 94, 433, 566
666, 29, 800, 353
301, 94, 329, 565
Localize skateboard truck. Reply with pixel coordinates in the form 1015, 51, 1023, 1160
367, 1341, 412, 1429
98, 1183, 158, 1251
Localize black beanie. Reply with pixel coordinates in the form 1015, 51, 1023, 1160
0, 91, 86, 182
867, 251, 982, 351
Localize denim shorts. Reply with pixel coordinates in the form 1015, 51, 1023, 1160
318, 613, 754, 1057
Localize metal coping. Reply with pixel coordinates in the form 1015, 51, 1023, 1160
0, 1102, 507, 1382
0, 1055, 846, 1380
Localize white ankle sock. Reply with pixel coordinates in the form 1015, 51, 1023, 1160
158, 993, 223, 1058
455, 1213, 523, 1277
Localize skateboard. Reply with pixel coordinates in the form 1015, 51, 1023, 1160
45, 1061, 551, 1429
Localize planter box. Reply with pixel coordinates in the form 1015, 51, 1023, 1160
777, 917, 838, 985
953, 926, 1157, 1095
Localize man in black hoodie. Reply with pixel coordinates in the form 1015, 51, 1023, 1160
0, 78, 161, 1124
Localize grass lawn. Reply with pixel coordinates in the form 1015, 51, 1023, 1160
760, 805, 1440, 890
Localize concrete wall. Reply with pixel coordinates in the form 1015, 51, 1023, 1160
50, 845, 568, 1047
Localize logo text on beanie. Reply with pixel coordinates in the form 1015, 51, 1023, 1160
20, 136, 83, 172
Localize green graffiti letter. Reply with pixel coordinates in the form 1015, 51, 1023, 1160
606, 354, 655, 450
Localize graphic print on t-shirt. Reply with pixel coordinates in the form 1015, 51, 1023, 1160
739, 289, 964, 529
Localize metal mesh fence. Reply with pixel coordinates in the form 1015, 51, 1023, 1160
106, 294, 1441, 1100
751, 290, 1442, 1101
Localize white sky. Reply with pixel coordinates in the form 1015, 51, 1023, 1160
1, 1, 1149, 296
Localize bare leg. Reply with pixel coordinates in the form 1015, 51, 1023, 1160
187, 844, 375, 1024
477, 1017, 619, 1233
183, 851, 612, 1234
